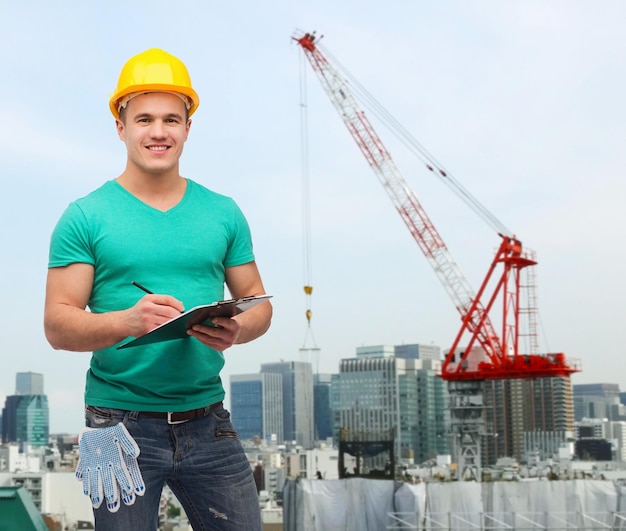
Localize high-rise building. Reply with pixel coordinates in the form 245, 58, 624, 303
331, 373, 341, 442
336, 344, 449, 464
313, 373, 333, 441
260, 361, 314, 449
2, 372, 49, 446
1, 396, 22, 445
609, 421, 626, 462
394, 343, 440, 362
483, 376, 575, 463
230, 373, 283, 442
15, 395, 49, 446
573, 383, 625, 422
15, 372, 44, 396
574, 383, 621, 399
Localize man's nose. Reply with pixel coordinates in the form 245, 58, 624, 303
150, 120, 166, 137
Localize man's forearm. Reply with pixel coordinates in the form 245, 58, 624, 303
44, 304, 129, 352
234, 302, 272, 345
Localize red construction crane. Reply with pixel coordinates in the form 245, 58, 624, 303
294, 31, 580, 382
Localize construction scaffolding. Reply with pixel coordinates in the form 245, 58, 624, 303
283, 478, 626, 531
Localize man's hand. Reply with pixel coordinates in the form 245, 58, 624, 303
187, 316, 241, 352
45, 264, 185, 351
124, 294, 184, 338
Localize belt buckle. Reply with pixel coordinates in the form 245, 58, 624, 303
167, 412, 188, 425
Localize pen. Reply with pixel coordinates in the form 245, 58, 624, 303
132, 281, 185, 314
132, 281, 154, 295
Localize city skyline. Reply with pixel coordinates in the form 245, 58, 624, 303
6, 353, 626, 437
2, 355, 617, 469
1, 1, 625, 434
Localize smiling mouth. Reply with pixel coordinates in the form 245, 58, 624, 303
148, 146, 169, 152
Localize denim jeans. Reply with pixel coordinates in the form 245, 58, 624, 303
85, 404, 262, 530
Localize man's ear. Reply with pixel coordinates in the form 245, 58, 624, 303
115, 119, 126, 140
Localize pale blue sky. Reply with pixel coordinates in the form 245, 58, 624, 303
1, 1, 624, 433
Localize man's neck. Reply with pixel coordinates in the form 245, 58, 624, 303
116, 170, 188, 212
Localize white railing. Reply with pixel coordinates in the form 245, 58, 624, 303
386, 511, 626, 530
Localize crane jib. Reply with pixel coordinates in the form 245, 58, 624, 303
294, 30, 580, 381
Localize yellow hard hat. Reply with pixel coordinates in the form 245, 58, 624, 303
109, 48, 200, 118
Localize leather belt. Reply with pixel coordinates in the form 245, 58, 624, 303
140, 401, 223, 425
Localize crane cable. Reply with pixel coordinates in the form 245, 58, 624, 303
299, 49, 318, 350
320, 44, 513, 238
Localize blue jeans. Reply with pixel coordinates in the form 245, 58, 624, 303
85, 404, 262, 530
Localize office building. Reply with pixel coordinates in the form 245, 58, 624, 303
260, 361, 314, 449
574, 383, 626, 422
15, 372, 44, 396
230, 373, 283, 442
16, 396, 49, 446
330, 373, 341, 442
2, 373, 49, 447
336, 344, 449, 464
610, 421, 626, 462
1, 396, 22, 445
313, 373, 333, 441
394, 343, 440, 362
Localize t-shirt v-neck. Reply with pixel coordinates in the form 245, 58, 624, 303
112, 178, 190, 215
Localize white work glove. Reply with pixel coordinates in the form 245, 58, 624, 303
75, 422, 146, 512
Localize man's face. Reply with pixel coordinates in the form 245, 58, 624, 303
116, 92, 191, 176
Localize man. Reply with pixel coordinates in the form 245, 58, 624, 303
44, 48, 272, 530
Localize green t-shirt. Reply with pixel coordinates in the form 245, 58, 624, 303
48, 179, 255, 411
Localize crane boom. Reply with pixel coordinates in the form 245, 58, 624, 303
294, 31, 580, 381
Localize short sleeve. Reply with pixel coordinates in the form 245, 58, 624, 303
223, 200, 255, 268
48, 202, 95, 268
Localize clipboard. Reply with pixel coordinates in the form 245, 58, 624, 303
117, 294, 272, 349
